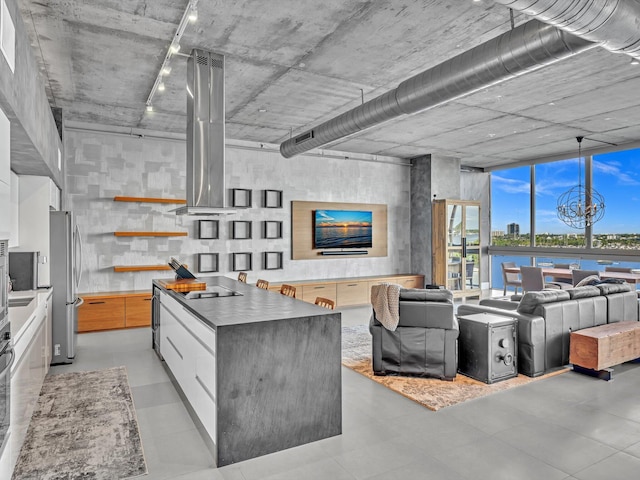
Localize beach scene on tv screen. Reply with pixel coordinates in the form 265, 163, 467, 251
314, 210, 373, 248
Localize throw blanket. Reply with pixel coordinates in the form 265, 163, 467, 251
371, 283, 401, 331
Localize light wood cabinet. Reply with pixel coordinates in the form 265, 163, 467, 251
301, 283, 337, 304
432, 199, 481, 298
270, 274, 425, 308
336, 281, 369, 306
125, 295, 153, 327
78, 291, 151, 332
78, 297, 125, 332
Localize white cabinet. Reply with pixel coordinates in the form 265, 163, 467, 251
49, 178, 60, 211
0, 432, 10, 480
10, 304, 47, 471
9, 171, 18, 247
0, 106, 9, 240
159, 291, 217, 441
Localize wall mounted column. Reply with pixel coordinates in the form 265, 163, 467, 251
410, 155, 460, 282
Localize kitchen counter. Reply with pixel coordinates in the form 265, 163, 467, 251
153, 275, 342, 466
8, 288, 52, 344
153, 275, 332, 328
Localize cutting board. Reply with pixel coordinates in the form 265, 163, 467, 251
158, 278, 207, 292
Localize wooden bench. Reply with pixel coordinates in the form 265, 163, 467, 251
569, 321, 640, 380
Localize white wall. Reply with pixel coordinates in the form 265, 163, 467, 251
65, 129, 412, 293
14, 176, 51, 286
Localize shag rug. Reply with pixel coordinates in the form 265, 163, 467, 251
342, 325, 568, 411
13, 366, 147, 480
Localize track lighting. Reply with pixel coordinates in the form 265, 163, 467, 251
188, 4, 198, 22
145, 0, 199, 111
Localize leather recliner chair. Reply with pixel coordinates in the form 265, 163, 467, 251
369, 289, 458, 380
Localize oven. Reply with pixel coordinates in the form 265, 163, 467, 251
0, 321, 12, 452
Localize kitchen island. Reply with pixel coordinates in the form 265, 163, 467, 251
152, 276, 342, 466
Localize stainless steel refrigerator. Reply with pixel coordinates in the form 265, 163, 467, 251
50, 211, 84, 364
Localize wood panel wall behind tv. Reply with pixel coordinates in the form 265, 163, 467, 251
291, 201, 388, 260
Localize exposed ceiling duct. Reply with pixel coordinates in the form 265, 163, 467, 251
279, 19, 595, 158
494, 0, 640, 59
175, 49, 235, 216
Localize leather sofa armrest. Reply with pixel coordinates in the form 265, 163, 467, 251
478, 298, 519, 310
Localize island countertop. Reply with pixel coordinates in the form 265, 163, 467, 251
153, 275, 334, 329
153, 274, 342, 466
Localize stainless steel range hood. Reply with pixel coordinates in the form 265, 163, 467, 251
175, 49, 235, 215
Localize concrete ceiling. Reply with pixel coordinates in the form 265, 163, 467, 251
16, 0, 640, 169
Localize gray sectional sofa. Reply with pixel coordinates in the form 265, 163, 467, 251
456, 283, 639, 377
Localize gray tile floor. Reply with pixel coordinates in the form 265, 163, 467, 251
48, 305, 640, 480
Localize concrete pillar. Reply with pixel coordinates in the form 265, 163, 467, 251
410, 155, 460, 282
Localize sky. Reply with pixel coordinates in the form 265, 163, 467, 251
491, 147, 640, 235
315, 210, 372, 227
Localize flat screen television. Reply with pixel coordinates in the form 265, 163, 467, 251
314, 209, 373, 249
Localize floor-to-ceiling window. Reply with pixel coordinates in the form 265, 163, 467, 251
489, 146, 640, 292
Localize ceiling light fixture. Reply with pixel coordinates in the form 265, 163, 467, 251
145, 0, 199, 110
146, 104, 153, 112
188, 4, 198, 22
631, 59, 640, 65
557, 136, 606, 229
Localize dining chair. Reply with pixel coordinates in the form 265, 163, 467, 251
572, 269, 600, 286
520, 266, 562, 292
551, 263, 573, 285
604, 266, 632, 273
314, 297, 335, 310
237, 272, 248, 283
256, 279, 269, 289
280, 284, 296, 298
501, 261, 522, 295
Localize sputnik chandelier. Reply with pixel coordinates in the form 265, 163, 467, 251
556, 136, 605, 229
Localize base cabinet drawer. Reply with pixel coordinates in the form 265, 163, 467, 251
78, 298, 125, 332
125, 296, 152, 327
336, 282, 368, 306
301, 283, 337, 304
397, 276, 424, 289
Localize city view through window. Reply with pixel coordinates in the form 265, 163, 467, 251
490, 147, 640, 290
492, 147, 640, 250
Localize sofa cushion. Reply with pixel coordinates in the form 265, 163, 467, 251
517, 290, 571, 314
399, 288, 453, 303
566, 286, 600, 299
596, 282, 632, 295
575, 275, 600, 287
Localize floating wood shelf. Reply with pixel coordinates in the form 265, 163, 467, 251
113, 196, 187, 204
113, 265, 173, 272
114, 231, 188, 237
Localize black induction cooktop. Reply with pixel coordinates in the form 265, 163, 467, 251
182, 285, 243, 299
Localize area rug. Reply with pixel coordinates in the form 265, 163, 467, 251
342, 325, 568, 411
12, 366, 147, 480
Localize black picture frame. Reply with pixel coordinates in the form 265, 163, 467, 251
231, 220, 252, 239
198, 253, 219, 273
263, 189, 283, 208
262, 220, 283, 239
232, 188, 252, 208
232, 252, 253, 272
198, 220, 219, 239
263, 251, 283, 270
